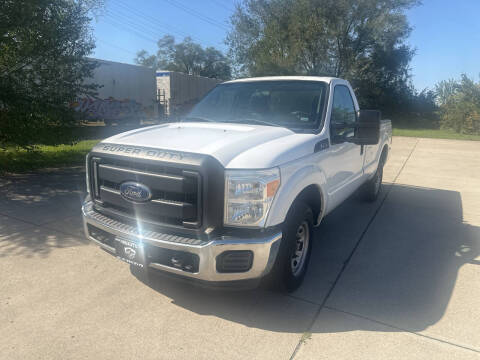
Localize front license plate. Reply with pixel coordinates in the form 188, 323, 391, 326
115, 237, 145, 268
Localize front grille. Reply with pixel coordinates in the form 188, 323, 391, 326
89, 156, 202, 228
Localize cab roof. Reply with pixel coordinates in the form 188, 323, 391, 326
223, 76, 339, 84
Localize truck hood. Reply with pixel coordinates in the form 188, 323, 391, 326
103, 122, 299, 167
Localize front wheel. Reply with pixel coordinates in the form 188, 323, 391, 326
362, 162, 384, 202
268, 202, 313, 292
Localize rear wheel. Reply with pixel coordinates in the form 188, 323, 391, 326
268, 201, 313, 292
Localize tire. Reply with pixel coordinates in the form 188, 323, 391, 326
362, 161, 384, 202
268, 201, 314, 293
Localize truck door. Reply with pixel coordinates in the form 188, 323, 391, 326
324, 84, 364, 210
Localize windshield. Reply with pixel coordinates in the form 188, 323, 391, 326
185, 80, 328, 131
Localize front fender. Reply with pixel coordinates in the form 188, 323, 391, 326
266, 163, 327, 227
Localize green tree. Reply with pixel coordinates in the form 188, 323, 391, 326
0, 0, 102, 148
436, 75, 480, 134
135, 35, 232, 80
435, 79, 457, 105
227, 0, 420, 119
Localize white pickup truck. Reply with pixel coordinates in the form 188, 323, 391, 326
82, 76, 392, 292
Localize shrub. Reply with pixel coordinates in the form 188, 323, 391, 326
436, 75, 480, 135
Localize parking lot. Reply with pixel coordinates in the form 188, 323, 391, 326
0, 136, 479, 359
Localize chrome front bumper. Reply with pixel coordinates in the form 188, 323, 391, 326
82, 201, 282, 282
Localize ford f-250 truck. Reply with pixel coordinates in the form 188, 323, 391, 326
82, 76, 392, 292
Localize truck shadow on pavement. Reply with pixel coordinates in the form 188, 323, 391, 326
0, 169, 88, 258
133, 183, 479, 334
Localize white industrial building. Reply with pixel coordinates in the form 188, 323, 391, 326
74, 59, 222, 122
88, 59, 157, 108
156, 71, 221, 116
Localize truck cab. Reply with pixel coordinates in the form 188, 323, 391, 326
82, 76, 391, 291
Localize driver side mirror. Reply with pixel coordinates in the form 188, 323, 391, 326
351, 110, 380, 145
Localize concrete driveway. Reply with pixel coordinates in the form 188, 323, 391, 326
0, 137, 479, 359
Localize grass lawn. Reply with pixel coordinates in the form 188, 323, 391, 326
1, 126, 479, 174
0, 140, 99, 174
393, 128, 480, 141
0, 123, 150, 174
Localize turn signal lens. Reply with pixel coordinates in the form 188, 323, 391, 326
267, 179, 280, 198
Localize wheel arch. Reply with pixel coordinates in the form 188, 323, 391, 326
266, 166, 327, 228
380, 144, 389, 165
292, 184, 324, 227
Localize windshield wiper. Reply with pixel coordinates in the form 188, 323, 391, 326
231, 118, 280, 127
182, 116, 215, 123
184, 116, 280, 127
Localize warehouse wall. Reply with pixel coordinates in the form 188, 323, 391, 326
156, 71, 221, 108
89, 59, 157, 107
72, 59, 158, 122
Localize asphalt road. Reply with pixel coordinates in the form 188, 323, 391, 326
0, 137, 479, 359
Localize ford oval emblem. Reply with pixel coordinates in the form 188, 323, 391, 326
119, 182, 152, 203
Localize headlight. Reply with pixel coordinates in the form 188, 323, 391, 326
85, 154, 90, 194
224, 168, 280, 227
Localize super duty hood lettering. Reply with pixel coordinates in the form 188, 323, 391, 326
95, 143, 184, 161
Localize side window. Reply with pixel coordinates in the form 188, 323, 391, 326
331, 85, 356, 140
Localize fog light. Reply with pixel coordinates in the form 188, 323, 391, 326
216, 250, 253, 273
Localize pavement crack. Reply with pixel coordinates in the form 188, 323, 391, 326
0, 212, 40, 228
289, 140, 419, 360
324, 306, 480, 354
286, 294, 321, 306
0, 211, 84, 240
